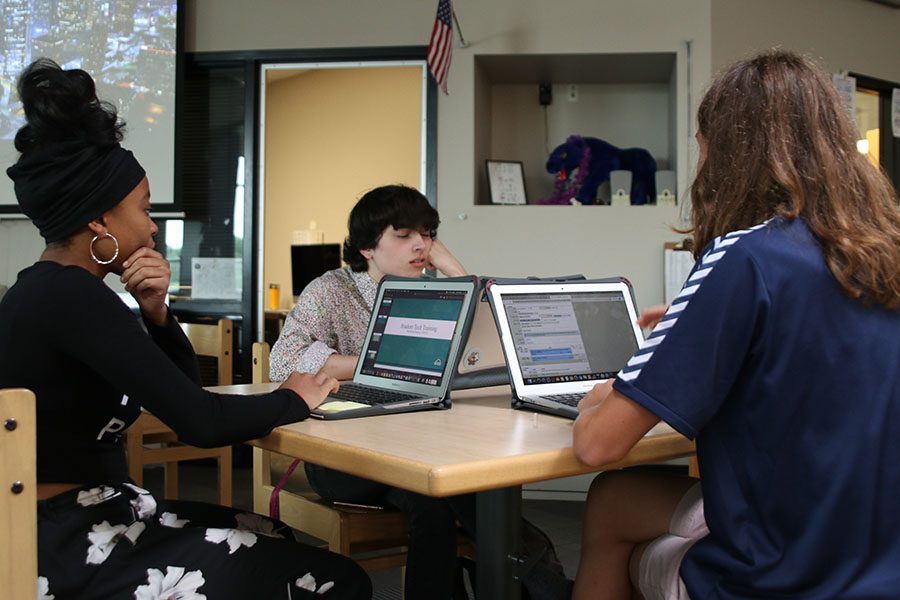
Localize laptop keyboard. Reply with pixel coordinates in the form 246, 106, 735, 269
538, 393, 583, 407
329, 383, 421, 405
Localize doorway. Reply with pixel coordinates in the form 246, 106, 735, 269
257, 61, 430, 340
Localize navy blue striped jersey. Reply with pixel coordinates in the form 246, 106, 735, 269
614, 217, 900, 598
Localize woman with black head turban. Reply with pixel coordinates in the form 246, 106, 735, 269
0, 59, 371, 599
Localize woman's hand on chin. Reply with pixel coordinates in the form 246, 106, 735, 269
426, 239, 466, 277
121, 247, 171, 326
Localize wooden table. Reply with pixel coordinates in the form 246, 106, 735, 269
210, 383, 694, 599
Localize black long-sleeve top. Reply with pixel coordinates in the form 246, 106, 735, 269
0, 261, 309, 484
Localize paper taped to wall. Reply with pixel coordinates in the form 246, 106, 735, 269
664, 246, 695, 305
191, 257, 241, 300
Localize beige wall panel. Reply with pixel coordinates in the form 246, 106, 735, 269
711, 0, 900, 81
263, 67, 422, 306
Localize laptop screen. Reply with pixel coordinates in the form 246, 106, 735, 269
358, 287, 466, 387
500, 291, 639, 385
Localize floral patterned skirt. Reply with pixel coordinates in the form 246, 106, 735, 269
36, 483, 371, 599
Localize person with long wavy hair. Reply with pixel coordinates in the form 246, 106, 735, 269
570, 50, 900, 599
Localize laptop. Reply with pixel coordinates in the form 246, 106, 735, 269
453, 275, 587, 390
487, 279, 643, 419
311, 276, 477, 420
453, 279, 507, 389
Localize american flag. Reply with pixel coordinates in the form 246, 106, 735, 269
427, 0, 454, 94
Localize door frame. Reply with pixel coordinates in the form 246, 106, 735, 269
185, 47, 435, 376
257, 58, 432, 341
850, 71, 900, 192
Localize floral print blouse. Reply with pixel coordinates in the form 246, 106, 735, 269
269, 267, 377, 381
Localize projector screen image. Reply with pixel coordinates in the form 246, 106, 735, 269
0, 0, 179, 208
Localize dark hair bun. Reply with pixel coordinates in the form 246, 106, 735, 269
14, 57, 125, 153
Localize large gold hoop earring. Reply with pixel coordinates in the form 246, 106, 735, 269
90, 232, 120, 265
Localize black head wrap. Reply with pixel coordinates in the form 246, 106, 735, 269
7, 140, 146, 243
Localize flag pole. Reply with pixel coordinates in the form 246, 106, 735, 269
451, 9, 469, 48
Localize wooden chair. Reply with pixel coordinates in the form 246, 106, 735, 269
251, 342, 413, 570
1, 388, 37, 600
126, 319, 234, 506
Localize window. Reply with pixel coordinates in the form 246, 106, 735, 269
161, 60, 247, 314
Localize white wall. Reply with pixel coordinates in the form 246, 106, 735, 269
187, 0, 436, 52
7, 1, 896, 306
711, 0, 900, 80
188, 0, 712, 309
392, 0, 709, 308
6, 1, 881, 306
0, 217, 130, 294
0, 218, 43, 288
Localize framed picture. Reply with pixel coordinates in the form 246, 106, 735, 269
486, 160, 528, 205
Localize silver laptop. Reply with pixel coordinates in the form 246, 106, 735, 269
312, 276, 477, 420
452, 276, 587, 389
487, 279, 643, 419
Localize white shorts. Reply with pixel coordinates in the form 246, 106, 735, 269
637, 483, 707, 600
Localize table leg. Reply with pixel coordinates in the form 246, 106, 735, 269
476, 485, 522, 600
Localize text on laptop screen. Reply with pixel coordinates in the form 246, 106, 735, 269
501, 292, 638, 384
359, 288, 466, 386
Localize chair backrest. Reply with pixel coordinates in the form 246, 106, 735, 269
0, 388, 37, 600
252, 342, 270, 384
182, 319, 233, 385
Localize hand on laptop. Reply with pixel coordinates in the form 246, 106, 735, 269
577, 380, 614, 413
319, 354, 358, 381
637, 304, 669, 331
280, 371, 340, 410
426, 239, 467, 277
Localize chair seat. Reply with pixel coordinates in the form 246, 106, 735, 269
268, 453, 412, 547
261, 464, 474, 571
261, 451, 411, 562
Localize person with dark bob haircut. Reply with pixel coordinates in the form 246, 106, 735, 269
0, 58, 371, 599
270, 184, 465, 381
571, 50, 900, 599
341, 184, 442, 273
269, 184, 476, 599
